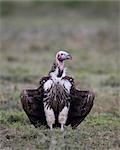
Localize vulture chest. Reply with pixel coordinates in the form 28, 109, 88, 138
43, 79, 72, 112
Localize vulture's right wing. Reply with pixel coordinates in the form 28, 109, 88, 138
20, 77, 49, 127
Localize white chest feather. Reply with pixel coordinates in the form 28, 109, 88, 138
44, 67, 72, 93
60, 79, 71, 93
50, 67, 66, 83
44, 79, 71, 93
44, 80, 53, 91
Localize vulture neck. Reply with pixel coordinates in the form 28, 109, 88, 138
49, 60, 66, 79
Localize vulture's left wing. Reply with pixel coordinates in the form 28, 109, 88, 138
20, 77, 49, 127
66, 79, 95, 128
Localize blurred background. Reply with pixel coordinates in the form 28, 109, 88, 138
0, 1, 120, 149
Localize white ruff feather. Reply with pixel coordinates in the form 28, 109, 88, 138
50, 67, 66, 82
44, 80, 53, 91
44, 67, 71, 93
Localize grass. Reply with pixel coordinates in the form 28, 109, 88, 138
0, 111, 120, 150
0, 2, 120, 150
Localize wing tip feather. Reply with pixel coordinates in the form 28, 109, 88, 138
89, 91, 95, 102
20, 89, 28, 99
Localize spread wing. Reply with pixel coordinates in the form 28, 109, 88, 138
20, 75, 95, 129
20, 77, 49, 127
66, 88, 95, 128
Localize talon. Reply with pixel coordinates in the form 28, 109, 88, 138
61, 124, 64, 132
50, 124, 53, 130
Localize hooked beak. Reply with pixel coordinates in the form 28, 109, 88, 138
66, 54, 72, 60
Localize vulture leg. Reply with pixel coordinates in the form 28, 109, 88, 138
44, 103, 55, 130
58, 106, 69, 131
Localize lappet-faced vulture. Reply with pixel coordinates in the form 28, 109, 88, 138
20, 50, 95, 131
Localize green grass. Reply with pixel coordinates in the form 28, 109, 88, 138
0, 110, 120, 128
0, 110, 120, 150
0, 3, 120, 150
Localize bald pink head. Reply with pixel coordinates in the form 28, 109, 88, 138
55, 50, 72, 70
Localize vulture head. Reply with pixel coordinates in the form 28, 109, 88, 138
55, 50, 72, 71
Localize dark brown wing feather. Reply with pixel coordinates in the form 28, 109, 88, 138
20, 77, 49, 127
66, 88, 95, 128
20, 75, 95, 128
